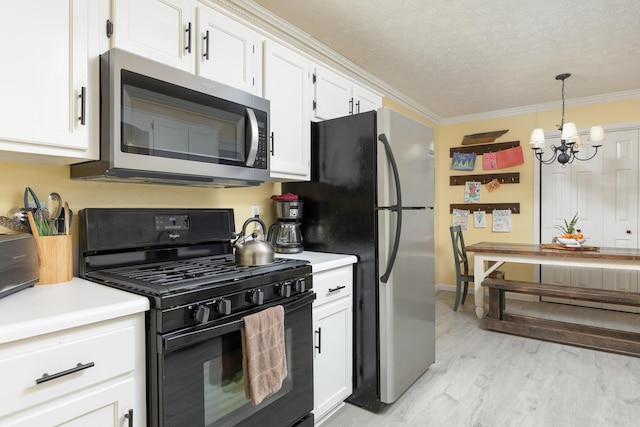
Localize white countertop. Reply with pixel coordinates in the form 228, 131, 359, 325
0, 278, 149, 345
277, 251, 357, 272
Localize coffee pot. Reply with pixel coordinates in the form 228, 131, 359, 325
267, 199, 304, 253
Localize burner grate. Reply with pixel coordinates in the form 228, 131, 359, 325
104, 255, 300, 287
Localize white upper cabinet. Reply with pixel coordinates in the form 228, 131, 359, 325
196, 8, 258, 94
112, 0, 197, 73
0, 0, 100, 163
111, 0, 259, 94
314, 65, 382, 121
263, 40, 312, 181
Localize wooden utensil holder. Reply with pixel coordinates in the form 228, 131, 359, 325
27, 211, 73, 285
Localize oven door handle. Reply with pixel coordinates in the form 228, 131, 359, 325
162, 291, 316, 352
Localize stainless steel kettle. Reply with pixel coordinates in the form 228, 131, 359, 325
233, 217, 275, 266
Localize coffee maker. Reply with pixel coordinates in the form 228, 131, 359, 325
267, 200, 304, 253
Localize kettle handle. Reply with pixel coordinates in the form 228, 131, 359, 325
241, 217, 267, 239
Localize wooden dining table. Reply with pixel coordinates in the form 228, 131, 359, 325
465, 242, 640, 320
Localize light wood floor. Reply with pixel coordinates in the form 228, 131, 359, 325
324, 291, 640, 426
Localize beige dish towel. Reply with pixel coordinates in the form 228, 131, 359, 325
241, 305, 288, 405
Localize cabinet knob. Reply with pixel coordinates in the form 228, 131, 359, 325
627, 230, 632, 235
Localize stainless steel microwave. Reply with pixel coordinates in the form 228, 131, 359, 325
71, 48, 270, 187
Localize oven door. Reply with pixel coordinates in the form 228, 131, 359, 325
157, 291, 315, 427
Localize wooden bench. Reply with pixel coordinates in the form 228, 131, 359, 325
482, 277, 640, 357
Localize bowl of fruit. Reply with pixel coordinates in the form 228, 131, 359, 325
553, 213, 587, 246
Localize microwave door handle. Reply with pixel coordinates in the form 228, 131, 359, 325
245, 108, 259, 167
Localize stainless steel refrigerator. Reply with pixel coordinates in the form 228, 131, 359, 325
283, 107, 435, 412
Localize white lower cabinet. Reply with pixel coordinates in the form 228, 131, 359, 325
0, 315, 145, 426
313, 296, 352, 421
312, 261, 354, 424
0, 280, 148, 427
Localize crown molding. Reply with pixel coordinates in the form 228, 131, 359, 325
441, 89, 640, 125
204, 0, 441, 123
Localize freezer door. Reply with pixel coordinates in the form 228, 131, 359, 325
377, 107, 434, 207
378, 207, 435, 403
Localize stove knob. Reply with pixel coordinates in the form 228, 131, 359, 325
216, 298, 232, 315
247, 289, 264, 305
194, 305, 211, 323
295, 278, 306, 293
278, 283, 292, 298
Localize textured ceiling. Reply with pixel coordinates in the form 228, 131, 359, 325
251, 0, 640, 122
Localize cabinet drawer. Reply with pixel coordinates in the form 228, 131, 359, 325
313, 265, 353, 306
0, 321, 135, 417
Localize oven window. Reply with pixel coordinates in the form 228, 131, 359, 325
120, 70, 245, 165
203, 329, 293, 426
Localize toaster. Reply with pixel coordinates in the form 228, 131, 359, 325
0, 234, 39, 299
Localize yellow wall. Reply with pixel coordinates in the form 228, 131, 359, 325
0, 160, 279, 273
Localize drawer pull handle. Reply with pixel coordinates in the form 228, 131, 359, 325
328, 285, 346, 293
315, 327, 322, 354
35, 361, 95, 384
124, 409, 134, 427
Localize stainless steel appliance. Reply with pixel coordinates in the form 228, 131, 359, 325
268, 200, 304, 253
78, 208, 314, 427
0, 234, 38, 299
71, 48, 270, 188
284, 107, 436, 412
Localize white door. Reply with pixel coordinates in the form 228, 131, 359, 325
263, 40, 311, 180
0, 0, 98, 157
540, 128, 640, 311
602, 129, 639, 311
353, 84, 382, 115
112, 0, 195, 73
540, 135, 604, 307
196, 8, 257, 94
313, 66, 352, 120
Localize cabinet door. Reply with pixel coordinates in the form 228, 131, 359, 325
314, 66, 351, 120
313, 297, 353, 422
197, 8, 257, 94
112, 0, 196, 73
353, 84, 382, 114
0, 0, 99, 161
263, 40, 311, 180
3, 378, 135, 427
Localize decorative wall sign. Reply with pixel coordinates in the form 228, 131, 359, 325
462, 129, 509, 145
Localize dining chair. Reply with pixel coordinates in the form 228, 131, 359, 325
449, 225, 505, 311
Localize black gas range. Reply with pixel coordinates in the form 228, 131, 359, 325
79, 208, 315, 427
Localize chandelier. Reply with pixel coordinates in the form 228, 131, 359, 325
529, 73, 605, 166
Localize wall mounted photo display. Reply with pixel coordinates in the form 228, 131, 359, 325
492, 209, 512, 232
485, 178, 501, 192
464, 181, 481, 203
452, 208, 470, 230
474, 210, 487, 228
483, 152, 497, 170
451, 152, 476, 171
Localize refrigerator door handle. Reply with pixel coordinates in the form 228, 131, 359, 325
378, 133, 402, 283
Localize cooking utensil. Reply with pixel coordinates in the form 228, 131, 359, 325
232, 217, 274, 266
34, 208, 56, 236
0, 215, 28, 232
46, 192, 63, 220
63, 202, 70, 235
23, 187, 41, 210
